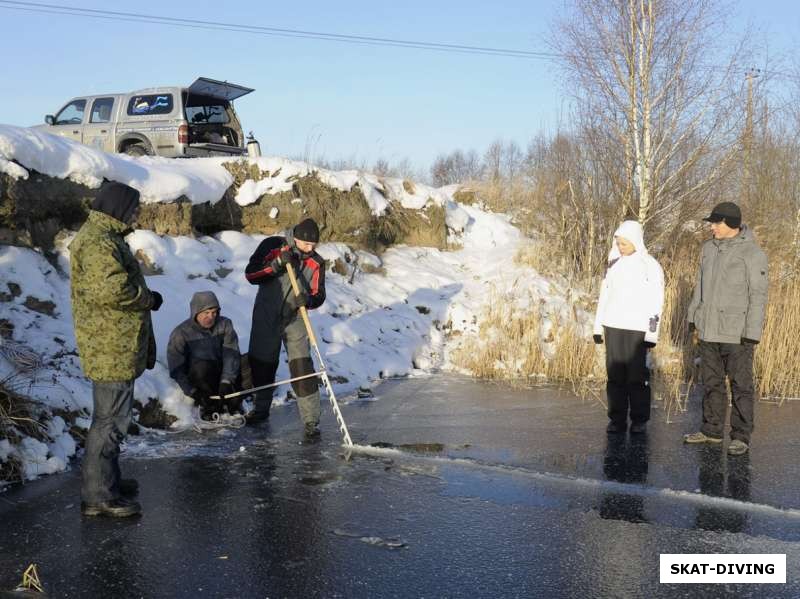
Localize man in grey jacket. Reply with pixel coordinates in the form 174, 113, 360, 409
684, 202, 768, 456
167, 291, 242, 417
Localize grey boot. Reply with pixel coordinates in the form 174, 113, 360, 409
303, 422, 321, 441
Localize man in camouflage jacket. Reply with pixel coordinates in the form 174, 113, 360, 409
69, 181, 163, 517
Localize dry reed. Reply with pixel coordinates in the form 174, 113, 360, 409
454, 241, 800, 413
450, 285, 601, 387
755, 272, 800, 403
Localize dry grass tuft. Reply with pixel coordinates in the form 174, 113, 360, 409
450, 286, 600, 386
648, 254, 698, 422
0, 375, 50, 484
755, 271, 800, 403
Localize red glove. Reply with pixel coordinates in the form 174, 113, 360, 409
269, 246, 297, 273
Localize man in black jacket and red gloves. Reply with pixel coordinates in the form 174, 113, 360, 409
245, 218, 326, 438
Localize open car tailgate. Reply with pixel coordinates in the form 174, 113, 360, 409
187, 77, 255, 101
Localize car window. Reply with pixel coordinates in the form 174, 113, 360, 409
54, 100, 87, 125
90, 98, 115, 123
185, 103, 230, 124
127, 94, 174, 116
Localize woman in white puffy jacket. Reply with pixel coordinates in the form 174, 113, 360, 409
593, 220, 664, 434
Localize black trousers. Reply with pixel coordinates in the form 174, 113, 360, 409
697, 340, 755, 443
188, 359, 242, 414
248, 355, 279, 419
604, 326, 650, 424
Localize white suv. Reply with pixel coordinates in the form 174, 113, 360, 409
36, 77, 254, 158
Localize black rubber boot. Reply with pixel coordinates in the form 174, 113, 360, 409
246, 395, 271, 425
606, 420, 627, 434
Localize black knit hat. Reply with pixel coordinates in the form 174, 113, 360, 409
703, 202, 741, 229
92, 181, 141, 225
294, 218, 320, 243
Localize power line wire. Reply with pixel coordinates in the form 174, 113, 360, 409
3, 0, 796, 85
0, 0, 561, 60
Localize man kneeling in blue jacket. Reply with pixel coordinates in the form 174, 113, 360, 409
167, 291, 243, 418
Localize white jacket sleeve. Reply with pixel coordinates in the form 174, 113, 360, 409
644, 258, 665, 344
593, 275, 610, 336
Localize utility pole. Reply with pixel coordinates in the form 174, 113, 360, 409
744, 68, 760, 208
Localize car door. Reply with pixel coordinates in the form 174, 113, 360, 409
51, 98, 87, 143
83, 97, 116, 153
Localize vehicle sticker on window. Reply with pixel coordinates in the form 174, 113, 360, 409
127, 94, 173, 116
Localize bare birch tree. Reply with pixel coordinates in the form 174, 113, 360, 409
550, 0, 748, 228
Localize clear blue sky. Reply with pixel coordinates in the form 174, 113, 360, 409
1, 1, 798, 172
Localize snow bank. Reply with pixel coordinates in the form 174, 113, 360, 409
0, 199, 576, 414
0, 199, 586, 482
1, 416, 79, 482
0, 156, 28, 179
0, 123, 589, 484
0, 124, 462, 217
0, 125, 233, 204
